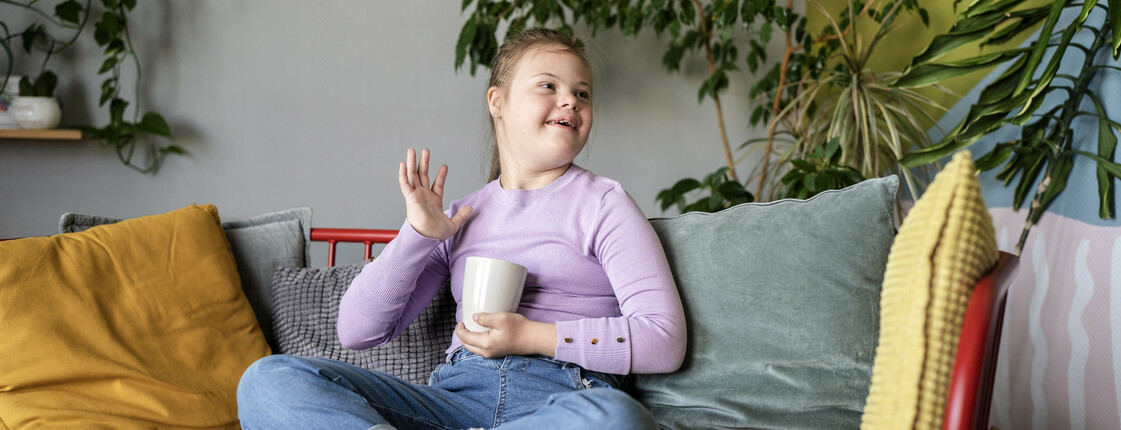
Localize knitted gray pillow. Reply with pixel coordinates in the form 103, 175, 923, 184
269, 264, 456, 384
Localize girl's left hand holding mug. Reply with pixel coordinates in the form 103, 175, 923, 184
456, 312, 557, 358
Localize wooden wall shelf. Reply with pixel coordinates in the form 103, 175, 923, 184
0, 129, 84, 140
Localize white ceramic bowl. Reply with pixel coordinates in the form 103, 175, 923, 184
11, 96, 61, 129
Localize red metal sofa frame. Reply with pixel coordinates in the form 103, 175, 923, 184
310, 228, 1020, 430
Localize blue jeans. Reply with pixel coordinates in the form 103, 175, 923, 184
237, 348, 658, 430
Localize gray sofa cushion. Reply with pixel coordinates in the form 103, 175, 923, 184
59, 207, 313, 350
270, 264, 456, 384
633, 176, 898, 430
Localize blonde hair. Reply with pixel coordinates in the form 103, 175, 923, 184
486, 28, 593, 182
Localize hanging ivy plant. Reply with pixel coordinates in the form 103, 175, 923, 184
2, 0, 180, 174
79, 0, 181, 173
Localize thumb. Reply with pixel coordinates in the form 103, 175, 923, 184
472, 312, 490, 329
450, 205, 473, 229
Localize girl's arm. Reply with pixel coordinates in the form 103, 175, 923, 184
554, 186, 686, 375
337, 223, 449, 349
457, 185, 686, 375
337, 148, 468, 349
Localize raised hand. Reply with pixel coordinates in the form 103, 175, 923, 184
398, 148, 472, 240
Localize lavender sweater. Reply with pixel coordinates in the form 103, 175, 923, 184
337, 165, 686, 375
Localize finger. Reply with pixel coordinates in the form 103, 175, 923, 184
398, 162, 411, 196
456, 322, 483, 347
405, 148, 418, 188
432, 164, 449, 198
449, 206, 473, 230
472, 312, 491, 330
418, 149, 431, 190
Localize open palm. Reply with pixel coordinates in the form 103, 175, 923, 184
398, 148, 472, 241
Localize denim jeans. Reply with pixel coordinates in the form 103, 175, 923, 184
237, 348, 658, 430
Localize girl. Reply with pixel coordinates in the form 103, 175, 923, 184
238, 28, 686, 430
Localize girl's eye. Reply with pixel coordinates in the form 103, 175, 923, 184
577, 91, 590, 99
541, 83, 556, 90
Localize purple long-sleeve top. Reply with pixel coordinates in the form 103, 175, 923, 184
337, 165, 686, 375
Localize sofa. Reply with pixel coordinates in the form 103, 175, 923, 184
0, 152, 1008, 429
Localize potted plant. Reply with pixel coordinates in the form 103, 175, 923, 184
2, 0, 180, 173
10, 70, 60, 129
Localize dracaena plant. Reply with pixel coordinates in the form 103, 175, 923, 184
2, 0, 180, 174
744, 0, 948, 205
895, 0, 1121, 254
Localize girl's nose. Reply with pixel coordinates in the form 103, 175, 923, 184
558, 94, 578, 111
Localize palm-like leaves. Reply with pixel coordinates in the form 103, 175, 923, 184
895, 0, 1121, 254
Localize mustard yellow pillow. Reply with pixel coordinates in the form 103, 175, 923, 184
0, 204, 271, 429
861, 151, 999, 430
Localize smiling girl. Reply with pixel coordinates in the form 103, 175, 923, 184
238, 28, 686, 430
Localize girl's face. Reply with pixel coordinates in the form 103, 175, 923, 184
489, 48, 593, 181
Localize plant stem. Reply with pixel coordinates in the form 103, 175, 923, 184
755, 0, 796, 199
1015, 16, 1110, 255
119, 5, 143, 123
0, 0, 66, 28
691, 0, 737, 182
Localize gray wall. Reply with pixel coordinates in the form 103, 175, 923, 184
1, 1, 765, 266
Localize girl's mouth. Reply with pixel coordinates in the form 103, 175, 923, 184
546, 119, 576, 130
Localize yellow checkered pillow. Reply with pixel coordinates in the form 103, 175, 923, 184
861, 151, 999, 430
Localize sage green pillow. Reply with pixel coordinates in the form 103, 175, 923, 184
634, 176, 898, 430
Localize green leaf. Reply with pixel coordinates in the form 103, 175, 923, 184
160, 144, 185, 156
100, 77, 117, 105
824, 136, 841, 160
56, 1, 84, 25
901, 128, 985, 167
1091, 92, 1118, 219
910, 9, 1009, 65
138, 112, 172, 138
981, 6, 1051, 47
1111, 0, 1121, 59
35, 70, 57, 96
18, 75, 33, 96
1012, 152, 1046, 210
896, 49, 1028, 88
461, 0, 474, 12
1017, 19, 1080, 117
20, 24, 43, 53
671, 178, 702, 195
98, 56, 119, 74
1078, 151, 1121, 178
1034, 156, 1073, 224
455, 18, 478, 71
716, 180, 749, 200
791, 159, 816, 172
109, 98, 129, 124
974, 143, 1015, 171
813, 171, 831, 192
656, 189, 677, 211
104, 39, 125, 57
121, 0, 138, 10
703, 167, 730, 186
97, 12, 121, 38
1012, 0, 1063, 98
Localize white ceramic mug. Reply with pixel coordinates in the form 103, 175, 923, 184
461, 256, 528, 332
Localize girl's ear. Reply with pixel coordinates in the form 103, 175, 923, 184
487, 86, 502, 117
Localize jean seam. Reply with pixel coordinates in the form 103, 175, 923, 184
495, 363, 508, 427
